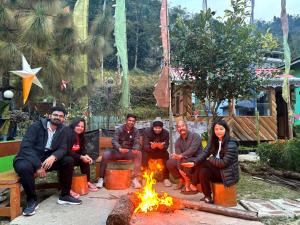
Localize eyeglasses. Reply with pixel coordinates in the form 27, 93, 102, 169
51, 113, 64, 119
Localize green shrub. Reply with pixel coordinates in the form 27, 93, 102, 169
257, 139, 300, 172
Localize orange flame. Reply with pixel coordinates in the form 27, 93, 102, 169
148, 159, 164, 172
134, 170, 173, 213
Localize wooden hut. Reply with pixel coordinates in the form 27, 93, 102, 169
171, 77, 300, 142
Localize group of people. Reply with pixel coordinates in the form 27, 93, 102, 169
14, 106, 98, 216
95, 113, 239, 205
14, 107, 239, 217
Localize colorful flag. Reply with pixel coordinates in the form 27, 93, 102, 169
153, 0, 169, 108
73, 0, 89, 89
280, 0, 291, 103
161, 0, 168, 63
153, 66, 169, 108
115, 0, 129, 108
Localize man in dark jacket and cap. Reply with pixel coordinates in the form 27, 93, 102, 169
142, 117, 171, 187
14, 106, 81, 217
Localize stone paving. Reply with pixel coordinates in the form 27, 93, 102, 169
7, 183, 265, 225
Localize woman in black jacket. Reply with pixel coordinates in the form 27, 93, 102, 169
65, 118, 98, 195
182, 119, 239, 204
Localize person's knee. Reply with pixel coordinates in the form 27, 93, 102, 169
102, 150, 113, 161
199, 168, 209, 179
14, 160, 34, 175
166, 159, 176, 169
61, 156, 74, 167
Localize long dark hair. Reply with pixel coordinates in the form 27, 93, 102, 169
209, 119, 230, 155
69, 117, 86, 146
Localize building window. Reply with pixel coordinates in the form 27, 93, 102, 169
257, 91, 271, 116
235, 91, 271, 116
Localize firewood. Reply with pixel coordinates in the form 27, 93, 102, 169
106, 195, 135, 225
175, 198, 258, 221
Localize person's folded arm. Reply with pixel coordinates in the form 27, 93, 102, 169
209, 141, 237, 168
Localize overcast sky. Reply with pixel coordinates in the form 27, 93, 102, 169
170, 0, 300, 21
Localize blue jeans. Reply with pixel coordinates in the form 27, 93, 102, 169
99, 149, 142, 178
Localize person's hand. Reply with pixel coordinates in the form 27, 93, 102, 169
81, 155, 93, 164
42, 155, 56, 170
157, 142, 165, 150
181, 162, 195, 168
119, 148, 129, 154
72, 144, 80, 151
171, 153, 183, 160
132, 149, 139, 154
150, 142, 156, 150
208, 155, 215, 161
36, 167, 46, 178
85, 155, 93, 164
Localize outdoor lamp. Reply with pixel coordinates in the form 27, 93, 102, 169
106, 77, 114, 88
3, 90, 14, 99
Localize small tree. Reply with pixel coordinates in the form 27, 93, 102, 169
171, 0, 271, 117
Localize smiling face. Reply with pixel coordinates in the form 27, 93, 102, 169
214, 124, 226, 141
125, 116, 136, 129
176, 120, 188, 138
74, 121, 85, 134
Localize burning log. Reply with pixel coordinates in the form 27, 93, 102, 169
177, 198, 258, 221
106, 195, 135, 225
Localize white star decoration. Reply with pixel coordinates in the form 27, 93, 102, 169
10, 55, 43, 89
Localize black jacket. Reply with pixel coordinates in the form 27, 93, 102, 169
14, 118, 67, 170
194, 139, 239, 187
112, 125, 140, 151
143, 127, 169, 153
64, 126, 86, 160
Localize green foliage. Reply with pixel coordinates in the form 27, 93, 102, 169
257, 139, 300, 172
89, 70, 166, 120
131, 106, 168, 120
256, 15, 300, 59
65, 103, 89, 123
0, 0, 85, 105
171, 0, 269, 116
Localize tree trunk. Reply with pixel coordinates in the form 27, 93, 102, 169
106, 195, 135, 225
100, 55, 104, 85
178, 198, 258, 221
2, 71, 10, 90
133, 28, 139, 70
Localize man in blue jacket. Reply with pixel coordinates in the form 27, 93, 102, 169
14, 106, 81, 216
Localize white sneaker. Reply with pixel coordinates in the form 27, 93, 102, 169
163, 179, 172, 187
96, 178, 104, 188
132, 178, 142, 189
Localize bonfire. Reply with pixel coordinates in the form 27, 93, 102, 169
134, 170, 173, 213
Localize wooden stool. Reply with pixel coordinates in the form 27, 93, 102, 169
105, 169, 132, 190
0, 171, 21, 220
71, 175, 89, 195
212, 183, 237, 207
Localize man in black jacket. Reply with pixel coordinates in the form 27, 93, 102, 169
96, 114, 142, 189
142, 117, 171, 187
14, 107, 81, 216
